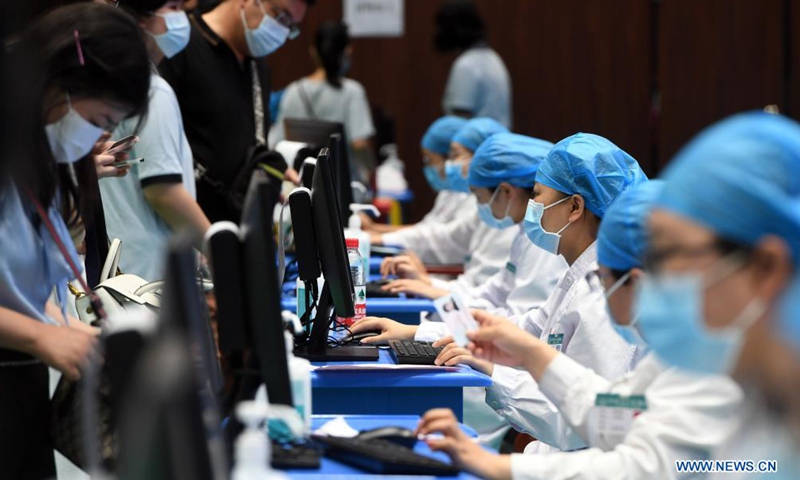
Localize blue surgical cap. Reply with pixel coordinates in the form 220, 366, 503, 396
452, 118, 509, 153
536, 133, 648, 218
468, 133, 554, 189
421, 116, 469, 155
656, 112, 800, 267
598, 180, 662, 271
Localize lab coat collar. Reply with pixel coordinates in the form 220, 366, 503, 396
561, 241, 598, 290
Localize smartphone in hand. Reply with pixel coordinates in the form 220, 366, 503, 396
106, 135, 139, 155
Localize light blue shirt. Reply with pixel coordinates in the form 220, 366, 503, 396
0, 184, 79, 325
442, 46, 513, 128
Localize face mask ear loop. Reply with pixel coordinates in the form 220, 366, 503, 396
605, 270, 633, 300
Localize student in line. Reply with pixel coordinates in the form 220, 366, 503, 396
358, 133, 647, 453
636, 112, 800, 479
413, 181, 744, 480
101, 0, 212, 282
0, 5, 151, 477
270, 21, 376, 184
373, 133, 568, 315
434, 0, 512, 127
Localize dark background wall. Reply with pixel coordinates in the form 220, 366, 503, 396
267, 0, 793, 221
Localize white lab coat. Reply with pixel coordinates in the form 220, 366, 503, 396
507, 353, 744, 479
415, 225, 568, 339
486, 243, 640, 452
384, 205, 516, 290
707, 392, 799, 480
419, 190, 473, 225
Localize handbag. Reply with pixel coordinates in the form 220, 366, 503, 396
73, 238, 162, 325
195, 60, 287, 218
24, 190, 117, 472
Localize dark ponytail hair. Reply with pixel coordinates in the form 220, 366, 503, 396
314, 21, 350, 89
118, 0, 170, 21
7, 2, 151, 223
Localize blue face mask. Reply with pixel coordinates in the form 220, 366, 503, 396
523, 196, 572, 255
423, 165, 448, 192
148, 11, 191, 59
604, 271, 648, 348
443, 161, 470, 193
635, 254, 767, 375
477, 188, 515, 229
241, 1, 290, 58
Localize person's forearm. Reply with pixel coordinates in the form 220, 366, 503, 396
45, 301, 66, 325
0, 306, 46, 356
144, 183, 211, 248
522, 338, 559, 381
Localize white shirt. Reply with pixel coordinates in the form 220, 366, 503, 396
100, 74, 196, 282
420, 190, 473, 226
270, 77, 375, 145
485, 243, 639, 451
508, 353, 744, 480
415, 225, 568, 340
384, 201, 517, 289
443, 46, 512, 128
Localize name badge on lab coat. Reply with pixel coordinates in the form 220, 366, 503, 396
505, 262, 517, 275
547, 333, 564, 352
590, 393, 648, 438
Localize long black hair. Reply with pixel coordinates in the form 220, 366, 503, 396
314, 21, 350, 89
6, 2, 151, 222
434, 0, 485, 52
118, 0, 170, 21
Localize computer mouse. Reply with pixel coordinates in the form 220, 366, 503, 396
356, 426, 418, 449
341, 331, 381, 345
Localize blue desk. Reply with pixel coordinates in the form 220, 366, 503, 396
369, 256, 383, 275
281, 297, 435, 325
310, 349, 491, 421
286, 415, 482, 479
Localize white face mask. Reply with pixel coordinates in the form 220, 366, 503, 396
241, 1, 290, 58
148, 11, 191, 59
45, 93, 105, 165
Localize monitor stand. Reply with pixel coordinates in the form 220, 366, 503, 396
294, 283, 379, 362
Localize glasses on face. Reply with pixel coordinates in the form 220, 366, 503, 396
258, 0, 301, 39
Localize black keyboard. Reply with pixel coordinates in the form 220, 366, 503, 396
389, 340, 444, 365
271, 440, 321, 469
311, 434, 459, 476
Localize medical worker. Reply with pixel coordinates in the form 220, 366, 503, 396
366, 116, 470, 237
374, 118, 517, 288
374, 133, 568, 314
413, 181, 744, 480
358, 133, 647, 453
443, 117, 509, 193
635, 112, 800, 479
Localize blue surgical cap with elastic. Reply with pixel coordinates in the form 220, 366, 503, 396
656, 112, 800, 268
598, 180, 662, 271
452, 118, 509, 153
536, 133, 648, 218
421, 116, 469, 155
468, 133, 554, 189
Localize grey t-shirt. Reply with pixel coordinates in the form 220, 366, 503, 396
442, 46, 513, 128
270, 77, 376, 146
100, 74, 196, 282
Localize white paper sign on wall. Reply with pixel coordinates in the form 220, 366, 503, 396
344, 0, 405, 37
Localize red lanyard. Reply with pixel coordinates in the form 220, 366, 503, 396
25, 188, 107, 323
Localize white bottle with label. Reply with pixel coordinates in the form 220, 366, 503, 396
285, 331, 312, 431
231, 401, 287, 480
344, 203, 379, 276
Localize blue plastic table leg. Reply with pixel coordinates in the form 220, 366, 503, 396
312, 386, 464, 421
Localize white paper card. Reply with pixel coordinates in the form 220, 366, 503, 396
344, 0, 405, 37
434, 294, 478, 347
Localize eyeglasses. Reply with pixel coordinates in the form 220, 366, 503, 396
259, 0, 301, 40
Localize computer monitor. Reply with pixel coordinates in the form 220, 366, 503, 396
116, 234, 223, 480
293, 148, 378, 362
284, 118, 353, 220
239, 174, 294, 406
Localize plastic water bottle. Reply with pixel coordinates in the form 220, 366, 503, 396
336, 238, 366, 330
